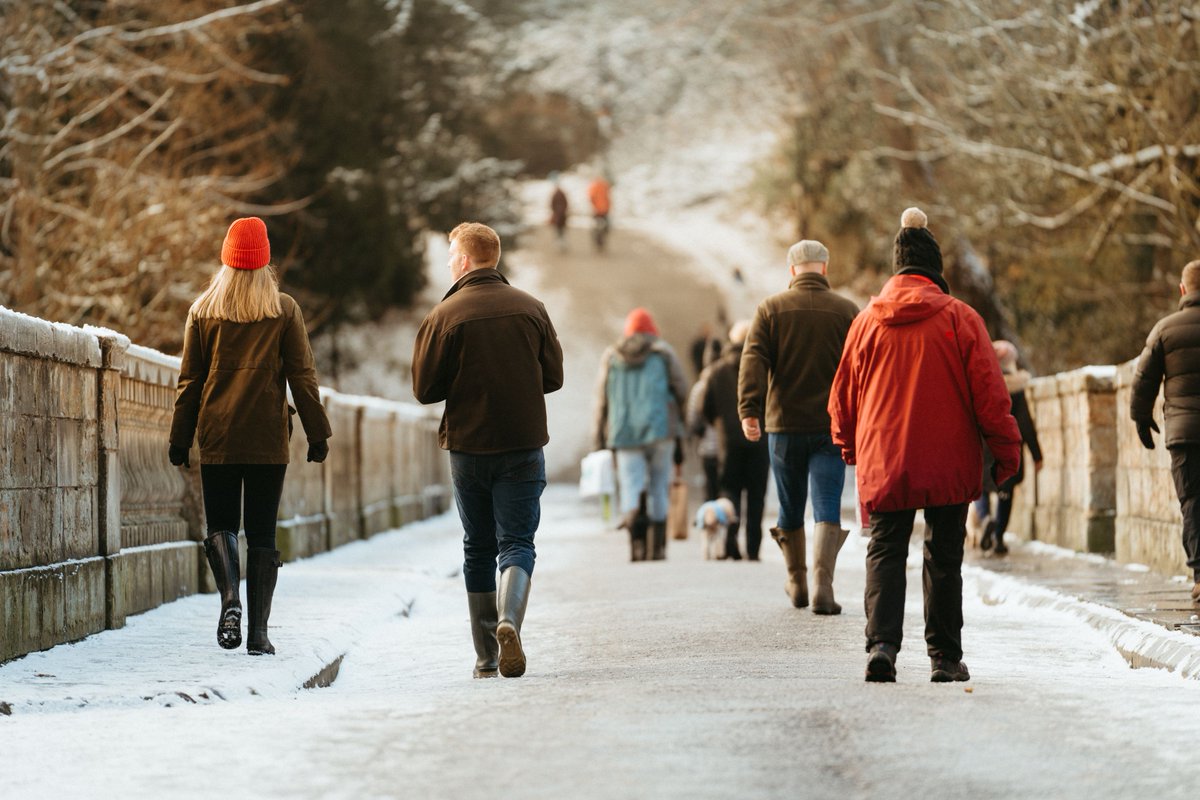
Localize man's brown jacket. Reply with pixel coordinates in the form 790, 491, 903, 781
412, 269, 563, 453
738, 272, 858, 434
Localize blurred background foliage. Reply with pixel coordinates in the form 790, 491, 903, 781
2, 0, 1198, 375
0, 0, 603, 350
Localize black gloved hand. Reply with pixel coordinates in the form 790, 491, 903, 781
307, 439, 329, 463
1136, 419, 1160, 450
168, 444, 190, 468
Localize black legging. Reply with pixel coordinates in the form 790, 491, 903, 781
201, 464, 287, 549
720, 444, 770, 560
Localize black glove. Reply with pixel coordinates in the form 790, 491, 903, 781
168, 444, 190, 468
307, 439, 329, 463
1136, 419, 1159, 450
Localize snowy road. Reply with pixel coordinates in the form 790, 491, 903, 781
2, 485, 1196, 799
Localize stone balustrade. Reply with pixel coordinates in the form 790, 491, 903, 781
1004, 362, 1187, 578
0, 308, 449, 663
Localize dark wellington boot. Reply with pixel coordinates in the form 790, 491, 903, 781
468, 591, 499, 678
203, 531, 242, 650
496, 567, 531, 677
621, 509, 648, 562
650, 521, 668, 560
246, 548, 281, 656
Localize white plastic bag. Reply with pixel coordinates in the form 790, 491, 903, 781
579, 450, 616, 498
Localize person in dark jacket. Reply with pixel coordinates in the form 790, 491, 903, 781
974, 340, 1043, 555
412, 222, 564, 679
739, 239, 858, 613
701, 321, 770, 560
170, 217, 332, 657
1131, 259, 1200, 604
592, 308, 689, 561
829, 208, 1021, 684
549, 174, 569, 252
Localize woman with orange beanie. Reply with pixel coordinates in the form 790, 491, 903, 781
592, 307, 689, 560
169, 217, 332, 655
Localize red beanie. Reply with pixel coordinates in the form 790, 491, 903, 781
221, 217, 271, 270
623, 307, 659, 337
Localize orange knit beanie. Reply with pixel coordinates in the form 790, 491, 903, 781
623, 307, 659, 337
221, 217, 271, 270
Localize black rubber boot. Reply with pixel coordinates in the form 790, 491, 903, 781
246, 548, 281, 656
468, 591, 499, 678
650, 521, 668, 560
496, 567, 531, 677
203, 531, 242, 650
621, 508, 648, 562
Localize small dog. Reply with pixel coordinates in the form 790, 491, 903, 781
695, 498, 737, 560
619, 491, 651, 562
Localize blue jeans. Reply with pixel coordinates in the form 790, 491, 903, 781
450, 449, 545, 593
615, 438, 674, 522
768, 432, 845, 529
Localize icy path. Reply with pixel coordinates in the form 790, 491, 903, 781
2, 486, 1198, 798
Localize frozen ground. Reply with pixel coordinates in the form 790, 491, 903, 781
2, 485, 1199, 800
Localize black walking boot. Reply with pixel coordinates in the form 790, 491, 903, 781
468, 592, 499, 678
865, 643, 898, 683
203, 531, 242, 650
930, 657, 970, 682
496, 567, 531, 677
246, 548, 281, 656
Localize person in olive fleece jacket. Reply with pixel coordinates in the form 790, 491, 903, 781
1131, 259, 1200, 604
170, 217, 332, 657
738, 239, 859, 615
412, 222, 564, 679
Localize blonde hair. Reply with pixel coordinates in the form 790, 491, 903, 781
1182, 260, 1200, 294
190, 264, 282, 322
449, 222, 501, 268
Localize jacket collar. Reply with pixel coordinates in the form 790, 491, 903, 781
1181, 292, 1200, 310
788, 271, 831, 291
443, 267, 509, 300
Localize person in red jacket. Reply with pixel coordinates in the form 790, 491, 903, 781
829, 207, 1021, 684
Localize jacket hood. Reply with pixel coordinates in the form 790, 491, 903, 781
616, 332, 659, 365
442, 267, 508, 300
867, 274, 954, 326
1181, 292, 1200, 310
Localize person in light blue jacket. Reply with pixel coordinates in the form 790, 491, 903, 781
592, 307, 688, 560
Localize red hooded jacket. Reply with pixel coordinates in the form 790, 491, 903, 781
828, 275, 1021, 513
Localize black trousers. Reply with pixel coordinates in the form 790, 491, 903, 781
702, 455, 721, 503
201, 464, 287, 550
719, 444, 770, 560
1169, 446, 1200, 581
865, 504, 967, 661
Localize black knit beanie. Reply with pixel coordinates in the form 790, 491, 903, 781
893, 207, 948, 294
